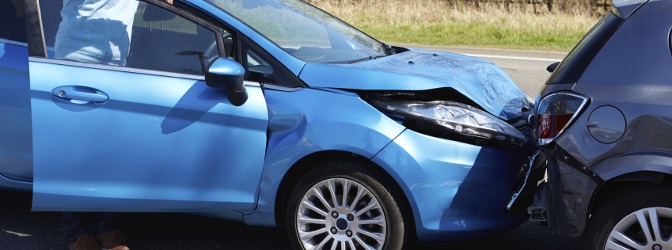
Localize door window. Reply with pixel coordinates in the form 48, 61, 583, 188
38, 0, 223, 75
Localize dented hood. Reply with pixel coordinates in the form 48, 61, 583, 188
298, 49, 530, 120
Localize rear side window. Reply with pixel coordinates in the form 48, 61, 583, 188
0, 0, 27, 43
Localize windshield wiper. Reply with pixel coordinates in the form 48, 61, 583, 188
383, 43, 396, 55
348, 55, 387, 64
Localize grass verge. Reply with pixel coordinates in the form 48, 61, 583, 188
308, 0, 601, 52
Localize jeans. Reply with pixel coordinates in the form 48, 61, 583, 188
62, 212, 120, 243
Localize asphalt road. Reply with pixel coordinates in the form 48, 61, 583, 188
0, 47, 578, 250
0, 189, 581, 249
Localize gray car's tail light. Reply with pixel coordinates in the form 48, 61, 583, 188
536, 92, 588, 145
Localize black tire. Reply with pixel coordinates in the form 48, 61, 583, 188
285, 160, 408, 250
583, 184, 672, 250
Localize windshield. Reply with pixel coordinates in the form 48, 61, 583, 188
207, 0, 389, 63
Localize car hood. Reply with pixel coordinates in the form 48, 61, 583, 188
298, 49, 530, 120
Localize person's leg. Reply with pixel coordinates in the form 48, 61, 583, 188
93, 212, 121, 234
61, 212, 88, 243
93, 213, 129, 250
62, 212, 101, 250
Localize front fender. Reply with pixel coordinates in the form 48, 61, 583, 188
243, 87, 405, 227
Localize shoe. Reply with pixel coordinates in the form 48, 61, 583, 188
70, 234, 101, 250
95, 229, 130, 250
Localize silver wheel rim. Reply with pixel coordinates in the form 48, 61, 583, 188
607, 207, 672, 250
296, 177, 386, 250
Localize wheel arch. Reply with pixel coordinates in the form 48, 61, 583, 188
587, 170, 672, 233
589, 153, 672, 211
564, 153, 672, 237
582, 177, 672, 249
273, 150, 417, 237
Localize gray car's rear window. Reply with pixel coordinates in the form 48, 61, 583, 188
546, 13, 623, 84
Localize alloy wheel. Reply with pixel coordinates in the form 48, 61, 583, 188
607, 207, 672, 250
296, 177, 387, 250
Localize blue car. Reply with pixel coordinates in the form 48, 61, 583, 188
1, 0, 536, 248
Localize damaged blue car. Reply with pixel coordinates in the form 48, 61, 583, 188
1, 0, 535, 248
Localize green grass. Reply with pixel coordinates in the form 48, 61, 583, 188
309, 0, 601, 52
359, 22, 588, 51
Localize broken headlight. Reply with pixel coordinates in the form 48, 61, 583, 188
375, 100, 527, 147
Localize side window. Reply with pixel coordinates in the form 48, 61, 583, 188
39, 0, 223, 75
127, 3, 222, 74
244, 45, 295, 87
0, 0, 27, 43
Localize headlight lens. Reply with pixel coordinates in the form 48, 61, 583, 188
375, 100, 527, 147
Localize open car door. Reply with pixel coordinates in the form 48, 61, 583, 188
26, 0, 268, 213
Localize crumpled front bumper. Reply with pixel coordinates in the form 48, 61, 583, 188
374, 128, 535, 242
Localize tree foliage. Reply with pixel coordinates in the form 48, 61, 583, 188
454, 0, 611, 15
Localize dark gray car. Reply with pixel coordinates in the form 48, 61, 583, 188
527, 0, 672, 249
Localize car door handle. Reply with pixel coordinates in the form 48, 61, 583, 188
52, 86, 109, 105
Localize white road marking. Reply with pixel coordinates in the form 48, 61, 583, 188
2, 230, 32, 237
466, 53, 562, 62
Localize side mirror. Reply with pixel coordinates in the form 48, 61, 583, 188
205, 58, 248, 106
546, 62, 560, 73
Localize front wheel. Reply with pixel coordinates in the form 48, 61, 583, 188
584, 184, 672, 250
286, 160, 408, 250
